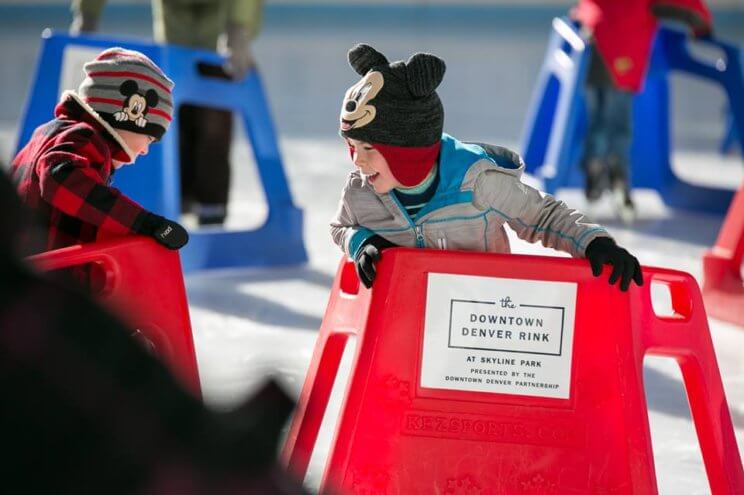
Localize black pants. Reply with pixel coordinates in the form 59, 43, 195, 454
179, 104, 232, 219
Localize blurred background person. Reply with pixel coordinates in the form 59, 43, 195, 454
573, 0, 713, 224
71, 0, 265, 226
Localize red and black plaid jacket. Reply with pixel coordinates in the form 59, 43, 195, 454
11, 94, 149, 254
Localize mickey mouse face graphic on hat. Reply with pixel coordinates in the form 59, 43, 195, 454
340, 71, 384, 131
113, 80, 159, 128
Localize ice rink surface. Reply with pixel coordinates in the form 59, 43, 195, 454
1, 4, 743, 493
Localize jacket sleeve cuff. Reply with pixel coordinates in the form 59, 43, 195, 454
579, 229, 612, 257
346, 227, 376, 259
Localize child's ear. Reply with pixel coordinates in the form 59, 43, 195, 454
348, 43, 389, 76
405, 53, 446, 97
144, 89, 159, 107
119, 79, 139, 96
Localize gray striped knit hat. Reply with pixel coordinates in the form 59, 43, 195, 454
78, 47, 174, 140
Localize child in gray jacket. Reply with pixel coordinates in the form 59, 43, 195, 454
331, 44, 643, 291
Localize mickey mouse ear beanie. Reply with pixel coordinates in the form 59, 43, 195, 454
340, 43, 446, 187
77, 47, 175, 140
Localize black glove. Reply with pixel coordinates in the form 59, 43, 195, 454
585, 237, 643, 291
138, 213, 189, 250
354, 235, 397, 289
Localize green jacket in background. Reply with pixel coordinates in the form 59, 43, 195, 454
72, 0, 264, 49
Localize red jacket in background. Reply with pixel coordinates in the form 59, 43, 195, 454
11, 93, 149, 253
573, 0, 712, 92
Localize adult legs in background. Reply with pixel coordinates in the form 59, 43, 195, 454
581, 82, 635, 222
158, 1, 234, 226
603, 88, 635, 222
179, 104, 233, 226
581, 85, 609, 202
179, 104, 198, 214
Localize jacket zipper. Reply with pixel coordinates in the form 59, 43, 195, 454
388, 192, 426, 248
415, 225, 425, 247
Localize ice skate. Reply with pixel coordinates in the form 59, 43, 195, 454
612, 179, 636, 224
583, 158, 607, 203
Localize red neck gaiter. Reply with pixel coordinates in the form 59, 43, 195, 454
371, 141, 441, 187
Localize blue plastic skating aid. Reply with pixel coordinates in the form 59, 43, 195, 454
521, 18, 744, 214
17, 31, 307, 271
721, 105, 740, 154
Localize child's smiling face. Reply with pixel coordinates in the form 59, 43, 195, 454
346, 138, 400, 194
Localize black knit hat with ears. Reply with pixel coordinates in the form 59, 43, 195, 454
340, 44, 446, 147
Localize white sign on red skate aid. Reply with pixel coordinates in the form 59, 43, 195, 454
422, 273, 577, 399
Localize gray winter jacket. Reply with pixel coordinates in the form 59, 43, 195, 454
330, 133, 610, 259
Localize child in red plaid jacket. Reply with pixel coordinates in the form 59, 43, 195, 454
11, 47, 188, 254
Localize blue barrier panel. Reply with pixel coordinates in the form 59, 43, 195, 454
521, 19, 744, 214
15, 32, 172, 215
520, 17, 590, 195
17, 31, 307, 271
721, 105, 740, 154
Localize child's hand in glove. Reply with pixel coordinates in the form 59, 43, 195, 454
585, 236, 643, 291
355, 235, 398, 288
137, 213, 189, 250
